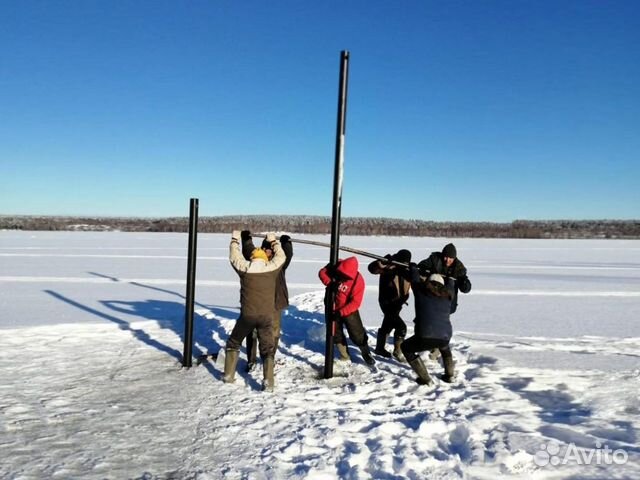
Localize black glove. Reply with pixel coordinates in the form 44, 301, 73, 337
241, 230, 252, 241
280, 234, 291, 244
324, 262, 337, 279
457, 275, 472, 293
383, 254, 393, 264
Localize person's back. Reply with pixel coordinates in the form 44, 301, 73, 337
230, 241, 284, 317
412, 275, 453, 341
240, 231, 294, 371
224, 231, 286, 391
400, 270, 456, 385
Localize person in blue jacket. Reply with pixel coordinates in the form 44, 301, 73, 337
401, 266, 456, 385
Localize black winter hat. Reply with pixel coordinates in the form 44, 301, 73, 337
261, 239, 272, 250
442, 243, 457, 259
393, 249, 412, 263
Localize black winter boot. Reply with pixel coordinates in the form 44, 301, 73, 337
359, 344, 376, 366
392, 336, 406, 363
440, 349, 455, 383
408, 356, 433, 385
374, 329, 392, 358
223, 349, 239, 383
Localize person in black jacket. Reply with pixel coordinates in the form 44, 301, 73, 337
417, 243, 471, 314
241, 230, 293, 372
401, 267, 456, 385
417, 243, 471, 361
368, 249, 412, 362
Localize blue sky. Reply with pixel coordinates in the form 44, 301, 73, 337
1, 1, 638, 222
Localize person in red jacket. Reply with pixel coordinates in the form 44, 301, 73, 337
319, 256, 375, 366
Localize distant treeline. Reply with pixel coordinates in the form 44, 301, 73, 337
1, 215, 639, 239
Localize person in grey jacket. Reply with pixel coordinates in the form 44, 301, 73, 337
223, 231, 286, 392
401, 266, 456, 386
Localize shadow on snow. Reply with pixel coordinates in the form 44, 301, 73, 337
44, 272, 329, 377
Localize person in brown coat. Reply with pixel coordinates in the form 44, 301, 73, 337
223, 231, 286, 391
240, 230, 293, 372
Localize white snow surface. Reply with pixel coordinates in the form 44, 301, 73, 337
1, 231, 639, 479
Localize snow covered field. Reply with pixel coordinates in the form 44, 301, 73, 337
1, 231, 639, 479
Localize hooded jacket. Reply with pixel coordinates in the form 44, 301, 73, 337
318, 256, 364, 318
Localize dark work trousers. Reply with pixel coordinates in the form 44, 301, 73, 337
401, 336, 450, 362
245, 310, 282, 363
227, 314, 275, 359
334, 310, 368, 347
378, 306, 407, 338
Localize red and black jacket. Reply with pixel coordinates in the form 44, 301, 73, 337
318, 256, 365, 318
